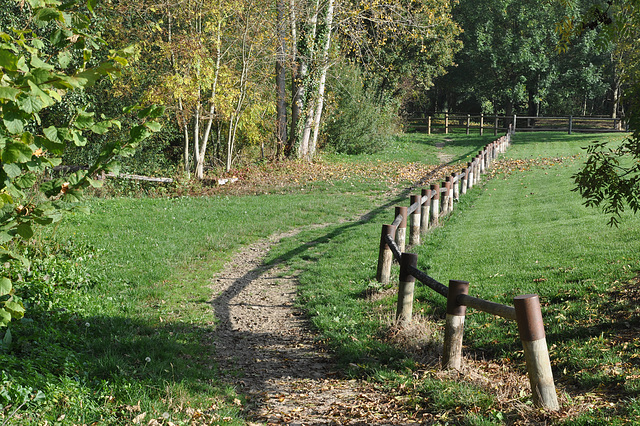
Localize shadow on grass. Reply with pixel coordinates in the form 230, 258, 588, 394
206, 186, 423, 410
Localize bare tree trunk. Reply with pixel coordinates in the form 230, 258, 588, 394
226, 11, 251, 171
288, 0, 300, 157
308, 0, 334, 160
292, 0, 320, 159
276, 0, 287, 158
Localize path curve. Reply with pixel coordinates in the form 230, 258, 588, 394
210, 228, 425, 425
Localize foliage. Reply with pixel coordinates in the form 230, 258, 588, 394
0, 0, 163, 327
429, 0, 613, 117
323, 64, 398, 155
571, 0, 640, 225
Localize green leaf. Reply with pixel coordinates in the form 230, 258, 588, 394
58, 50, 72, 68
0, 193, 12, 206
3, 141, 33, 163
0, 309, 11, 327
38, 135, 64, 155
74, 110, 95, 129
145, 121, 162, 132
103, 160, 120, 175
87, 0, 98, 13
3, 328, 12, 346
4, 299, 25, 320
14, 173, 37, 189
30, 54, 55, 70
16, 223, 34, 240
71, 130, 88, 146
2, 109, 25, 134
0, 278, 11, 297
0, 50, 19, 71
89, 121, 113, 134
137, 105, 165, 119
129, 125, 152, 144
17, 92, 45, 114
0, 87, 20, 101
3, 163, 22, 179
35, 7, 64, 23
88, 178, 103, 188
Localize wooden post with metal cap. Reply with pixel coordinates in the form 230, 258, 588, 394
514, 294, 559, 411
442, 280, 470, 370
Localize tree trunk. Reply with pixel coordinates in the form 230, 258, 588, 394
287, 0, 300, 157
276, 0, 287, 158
308, 0, 334, 160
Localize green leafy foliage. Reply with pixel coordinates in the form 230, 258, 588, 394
323, 65, 399, 155
0, 0, 163, 326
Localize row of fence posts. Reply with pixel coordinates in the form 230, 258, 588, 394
424, 113, 513, 136
423, 113, 626, 135
375, 128, 560, 411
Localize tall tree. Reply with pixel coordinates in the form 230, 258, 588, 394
286, 0, 461, 160
572, 0, 640, 225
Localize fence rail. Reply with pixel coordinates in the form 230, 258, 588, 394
407, 113, 628, 135
375, 127, 560, 411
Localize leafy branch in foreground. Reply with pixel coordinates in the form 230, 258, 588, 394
0, 0, 163, 326
570, 0, 640, 226
572, 140, 640, 227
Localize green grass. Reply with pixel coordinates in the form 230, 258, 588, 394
323, 132, 498, 165
3, 130, 638, 424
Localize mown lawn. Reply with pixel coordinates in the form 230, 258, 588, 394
2, 131, 638, 425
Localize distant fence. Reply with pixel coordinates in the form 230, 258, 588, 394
375, 126, 560, 411
407, 113, 628, 135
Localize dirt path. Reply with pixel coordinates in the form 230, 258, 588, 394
210, 229, 425, 425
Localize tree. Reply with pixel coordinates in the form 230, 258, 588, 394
572, 0, 640, 226
286, 0, 461, 161
0, 0, 163, 326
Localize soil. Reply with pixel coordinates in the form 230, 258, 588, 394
210, 229, 427, 425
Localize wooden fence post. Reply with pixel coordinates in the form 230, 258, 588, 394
420, 188, 431, 233
428, 116, 432, 135
376, 224, 396, 284
480, 113, 484, 136
396, 253, 418, 326
430, 183, 440, 227
473, 156, 480, 186
452, 172, 460, 202
494, 116, 498, 136
443, 178, 451, 215
462, 163, 471, 193
514, 294, 559, 411
467, 161, 474, 189
513, 115, 517, 134
443, 280, 469, 370
445, 113, 449, 134
568, 115, 573, 135
409, 195, 421, 246
395, 206, 408, 254
466, 114, 470, 135
447, 175, 454, 212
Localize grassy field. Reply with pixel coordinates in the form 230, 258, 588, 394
2, 131, 638, 424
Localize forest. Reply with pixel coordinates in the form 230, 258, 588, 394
1, 0, 636, 178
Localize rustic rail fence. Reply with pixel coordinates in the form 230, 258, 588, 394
408, 113, 628, 135
375, 127, 560, 411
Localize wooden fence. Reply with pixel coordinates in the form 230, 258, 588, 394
407, 113, 628, 135
375, 126, 560, 411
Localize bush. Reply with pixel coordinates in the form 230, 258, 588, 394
323, 65, 399, 155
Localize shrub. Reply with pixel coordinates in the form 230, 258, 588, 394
323, 65, 399, 155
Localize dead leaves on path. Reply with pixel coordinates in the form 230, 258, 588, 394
253, 378, 436, 425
